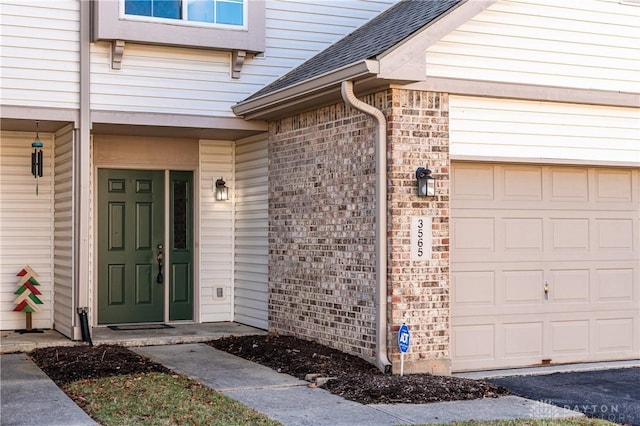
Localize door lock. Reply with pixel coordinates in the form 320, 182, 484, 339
156, 243, 164, 284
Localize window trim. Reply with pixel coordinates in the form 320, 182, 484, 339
93, 0, 264, 53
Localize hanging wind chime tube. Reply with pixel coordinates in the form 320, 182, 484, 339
31, 121, 43, 195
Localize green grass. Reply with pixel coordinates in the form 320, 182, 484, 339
64, 374, 619, 426
426, 418, 616, 426
65, 372, 281, 426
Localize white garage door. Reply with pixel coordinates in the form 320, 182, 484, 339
451, 162, 640, 372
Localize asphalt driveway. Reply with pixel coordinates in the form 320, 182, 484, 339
489, 368, 639, 425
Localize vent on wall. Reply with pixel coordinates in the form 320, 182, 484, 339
215, 287, 224, 299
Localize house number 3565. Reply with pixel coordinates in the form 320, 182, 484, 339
411, 216, 432, 261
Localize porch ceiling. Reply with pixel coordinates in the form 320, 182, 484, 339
91, 122, 266, 140
1, 118, 74, 133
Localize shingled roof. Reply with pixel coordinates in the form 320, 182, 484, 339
244, 0, 463, 102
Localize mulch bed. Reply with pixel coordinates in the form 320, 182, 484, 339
29, 333, 508, 405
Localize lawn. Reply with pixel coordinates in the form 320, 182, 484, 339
64, 372, 281, 426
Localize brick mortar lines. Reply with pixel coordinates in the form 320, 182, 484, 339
268, 89, 451, 368
387, 90, 451, 364
268, 99, 382, 360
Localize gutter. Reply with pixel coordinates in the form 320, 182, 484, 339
341, 81, 392, 375
233, 60, 379, 119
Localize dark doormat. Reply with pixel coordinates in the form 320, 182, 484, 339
107, 324, 175, 331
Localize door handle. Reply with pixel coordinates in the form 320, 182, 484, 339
156, 244, 164, 284
544, 281, 549, 300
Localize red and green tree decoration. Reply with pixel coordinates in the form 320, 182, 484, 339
13, 265, 44, 331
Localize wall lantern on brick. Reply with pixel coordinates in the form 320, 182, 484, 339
214, 177, 229, 201
416, 166, 436, 197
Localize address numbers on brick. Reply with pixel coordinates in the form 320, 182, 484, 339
411, 216, 432, 262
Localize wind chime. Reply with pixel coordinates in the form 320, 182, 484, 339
31, 121, 43, 195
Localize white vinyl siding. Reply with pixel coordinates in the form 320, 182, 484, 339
450, 96, 640, 164
53, 126, 75, 338
90, 44, 235, 116
0, 1, 80, 109
426, 0, 640, 93
234, 135, 268, 330
90, 0, 394, 115
199, 140, 234, 322
0, 132, 54, 330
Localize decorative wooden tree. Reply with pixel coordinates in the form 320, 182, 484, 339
13, 265, 44, 333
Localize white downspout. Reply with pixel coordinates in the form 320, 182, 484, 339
75, 0, 91, 342
341, 80, 392, 374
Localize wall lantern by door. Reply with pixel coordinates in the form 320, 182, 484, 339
31, 121, 44, 195
415, 166, 435, 197
215, 177, 229, 201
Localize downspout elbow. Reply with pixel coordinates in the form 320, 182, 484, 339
341, 80, 392, 374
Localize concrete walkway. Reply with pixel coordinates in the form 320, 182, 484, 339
1, 353, 97, 426
0, 338, 585, 426
133, 343, 583, 426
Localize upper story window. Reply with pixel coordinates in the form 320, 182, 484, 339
93, 0, 264, 54
124, 0, 245, 27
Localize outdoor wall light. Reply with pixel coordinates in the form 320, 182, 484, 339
31, 121, 44, 195
215, 177, 229, 201
416, 166, 436, 197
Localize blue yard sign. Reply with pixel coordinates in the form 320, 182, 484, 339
398, 323, 410, 376
398, 323, 410, 353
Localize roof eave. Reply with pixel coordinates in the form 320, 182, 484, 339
233, 0, 499, 121
233, 60, 381, 120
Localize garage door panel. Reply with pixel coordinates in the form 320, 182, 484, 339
502, 166, 543, 201
452, 324, 495, 360
452, 163, 639, 372
550, 218, 589, 250
454, 217, 634, 264
596, 219, 633, 249
596, 318, 634, 353
503, 270, 544, 304
504, 322, 543, 358
452, 164, 495, 200
595, 169, 634, 203
452, 217, 495, 251
596, 268, 634, 302
550, 168, 589, 201
504, 218, 543, 250
549, 269, 590, 303
549, 320, 590, 356
452, 271, 495, 306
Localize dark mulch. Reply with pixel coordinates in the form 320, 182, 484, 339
30, 334, 509, 405
30, 345, 171, 387
208, 334, 509, 404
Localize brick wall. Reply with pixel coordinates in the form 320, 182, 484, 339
387, 90, 451, 374
268, 89, 451, 373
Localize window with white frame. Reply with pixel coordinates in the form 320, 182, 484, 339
124, 0, 245, 26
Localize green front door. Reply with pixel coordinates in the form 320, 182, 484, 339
98, 169, 165, 324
